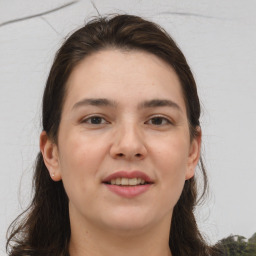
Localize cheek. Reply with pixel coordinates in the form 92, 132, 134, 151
151, 134, 190, 172
57, 132, 107, 196
59, 130, 107, 170
149, 135, 190, 198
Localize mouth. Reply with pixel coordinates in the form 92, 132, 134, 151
103, 177, 152, 186
102, 171, 154, 198
102, 170, 154, 186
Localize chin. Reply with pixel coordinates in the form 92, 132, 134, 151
106, 221, 151, 236
100, 209, 154, 233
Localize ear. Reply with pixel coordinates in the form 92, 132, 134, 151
185, 127, 202, 180
40, 131, 62, 181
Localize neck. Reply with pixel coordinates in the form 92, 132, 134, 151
68, 210, 172, 256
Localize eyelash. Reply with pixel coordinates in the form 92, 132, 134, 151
81, 115, 109, 125
81, 115, 172, 126
145, 116, 173, 126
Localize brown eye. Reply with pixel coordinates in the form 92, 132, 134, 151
83, 116, 108, 125
147, 117, 172, 126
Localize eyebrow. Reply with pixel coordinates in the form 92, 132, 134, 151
138, 99, 182, 111
72, 98, 117, 110
72, 98, 181, 111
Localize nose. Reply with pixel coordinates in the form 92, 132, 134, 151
110, 124, 147, 161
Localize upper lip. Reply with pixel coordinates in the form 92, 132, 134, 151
102, 171, 154, 183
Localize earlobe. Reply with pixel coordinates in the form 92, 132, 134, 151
40, 131, 62, 181
185, 127, 202, 180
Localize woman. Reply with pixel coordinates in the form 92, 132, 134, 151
6, 14, 219, 256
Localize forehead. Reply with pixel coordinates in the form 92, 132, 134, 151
64, 49, 186, 112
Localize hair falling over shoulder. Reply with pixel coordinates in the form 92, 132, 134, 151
6, 14, 221, 256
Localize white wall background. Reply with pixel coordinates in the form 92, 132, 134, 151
1, 0, 256, 254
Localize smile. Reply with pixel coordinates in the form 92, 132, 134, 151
102, 171, 154, 198
107, 177, 147, 186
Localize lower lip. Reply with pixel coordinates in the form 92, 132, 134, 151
103, 184, 152, 198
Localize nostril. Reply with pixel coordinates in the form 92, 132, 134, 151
117, 153, 124, 157
135, 153, 142, 157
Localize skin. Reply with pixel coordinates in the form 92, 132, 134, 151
40, 49, 201, 256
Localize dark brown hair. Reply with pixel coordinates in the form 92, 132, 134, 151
6, 14, 219, 256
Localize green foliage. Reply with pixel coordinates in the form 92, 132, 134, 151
217, 233, 256, 256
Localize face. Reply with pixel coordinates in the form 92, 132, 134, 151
41, 49, 200, 234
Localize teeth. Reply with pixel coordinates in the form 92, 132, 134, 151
128, 178, 137, 185
121, 178, 128, 185
109, 177, 146, 186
